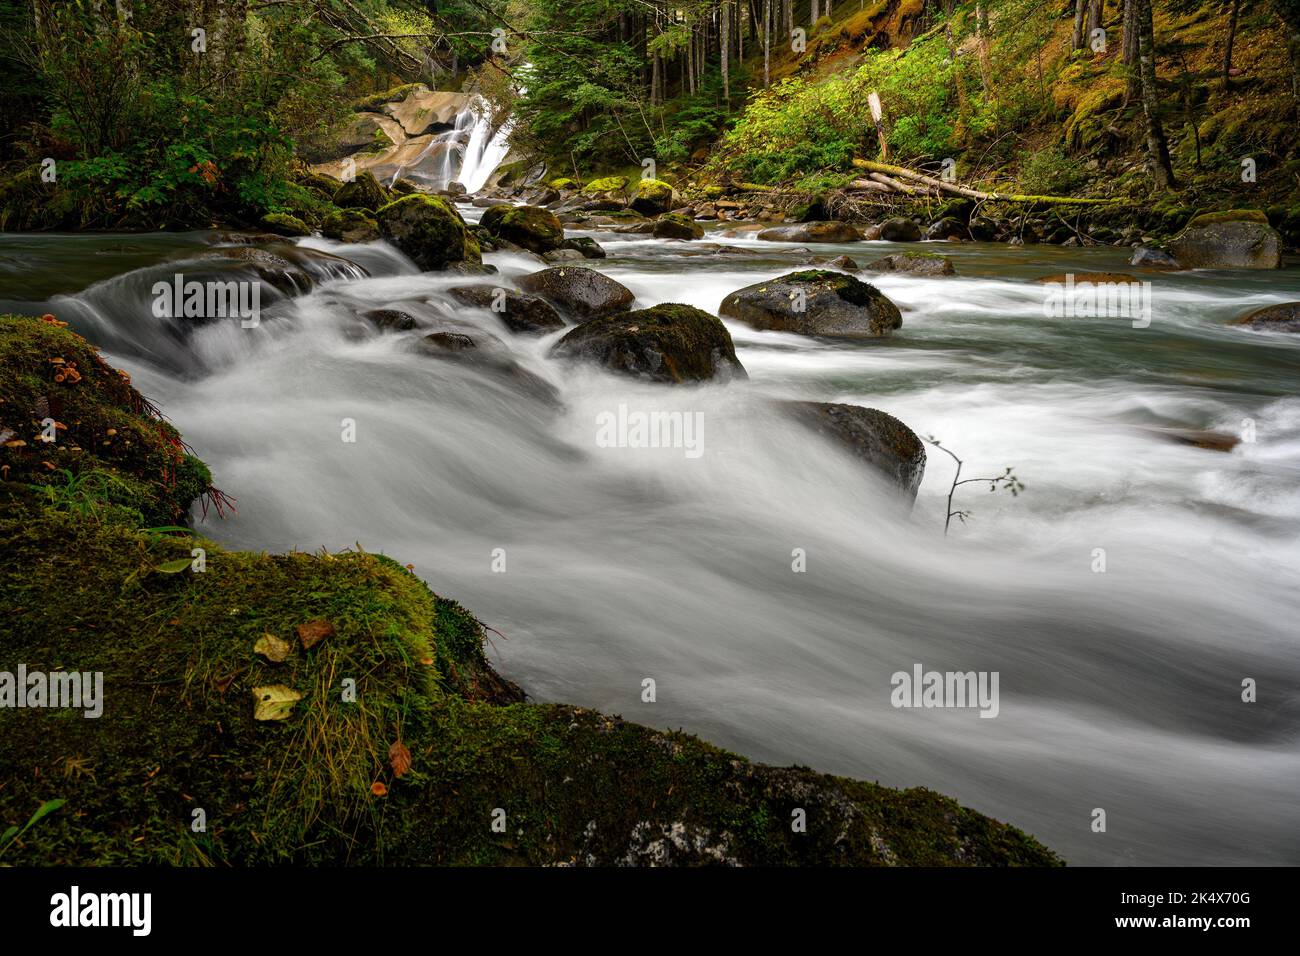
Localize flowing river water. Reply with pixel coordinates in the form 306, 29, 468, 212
3, 215, 1299, 866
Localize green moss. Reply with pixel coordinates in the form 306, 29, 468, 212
321, 208, 379, 242
260, 212, 311, 236
353, 83, 426, 112
1186, 208, 1269, 228
479, 204, 564, 252
636, 178, 673, 202
549, 177, 578, 190
582, 175, 629, 193
332, 171, 390, 213
374, 194, 481, 270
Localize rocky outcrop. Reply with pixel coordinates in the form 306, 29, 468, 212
550, 303, 746, 383
375, 194, 481, 270
516, 266, 635, 320
1168, 209, 1281, 269
786, 402, 927, 502
719, 270, 902, 338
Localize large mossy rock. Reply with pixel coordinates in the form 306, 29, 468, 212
549, 304, 747, 383
631, 178, 676, 216
756, 221, 860, 243
0, 313, 1060, 867
879, 217, 923, 242
719, 270, 902, 338
786, 402, 927, 502
516, 266, 635, 320
653, 212, 704, 240
479, 204, 565, 253
333, 171, 391, 213
1168, 209, 1281, 269
322, 208, 380, 243
376, 194, 481, 270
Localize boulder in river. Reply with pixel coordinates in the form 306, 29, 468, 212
756, 221, 861, 243
260, 213, 311, 237
447, 285, 566, 334
653, 213, 704, 240
479, 204, 565, 253
561, 236, 606, 259
879, 218, 923, 242
719, 270, 902, 338
333, 171, 392, 213
322, 208, 380, 243
550, 303, 746, 383
517, 266, 635, 320
1230, 301, 1300, 333
865, 252, 956, 276
1129, 245, 1179, 268
631, 178, 677, 216
925, 217, 969, 241
375, 193, 481, 270
1168, 209, 1281, 269
786, 402, 927, 502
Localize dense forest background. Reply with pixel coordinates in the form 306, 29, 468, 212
1, 0, 1297, 229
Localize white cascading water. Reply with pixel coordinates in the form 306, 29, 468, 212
7, 216, 1300, 868
396, 96, 513, 192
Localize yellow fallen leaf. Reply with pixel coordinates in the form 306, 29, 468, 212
254, 633, 290, 663
251, 685, 302, 721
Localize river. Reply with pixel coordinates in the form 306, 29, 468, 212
2, 216, 1298, 866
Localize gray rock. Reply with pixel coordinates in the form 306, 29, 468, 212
756, 221, 861, 242
718, 270, 901, 338
786, 401, 927, 502
516, 266, 635, 320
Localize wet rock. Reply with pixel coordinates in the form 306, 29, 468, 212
1144, 426, 1242, 451
448, 285, 566, 334
1230, 301, 1300, 333
375, 194, 481, 270
864, 252, 955, 276
653, 213, 704, 240
542, 248, 586, 263
562, 236, 606, 259
260, 213, 311, 237
1032, 272, 1143, 284
879, 218, 922, 242
1168, 210, 1281, 269
756, 221, 861, 242
925, 217, 969, 241
1130, 245, 1179, 268
630, 178, 677, 216
719, 270, 902, 338
806, 254, 860, 270
786, 402, 927, 502
517, 266, 635, 320
363, 309, 419, 332
333, 171, 391, 212
550, 303, 746, 384
480, 203, 565, 253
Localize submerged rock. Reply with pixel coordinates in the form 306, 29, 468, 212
517, 266, 635, 320
865, 252, 955, 276
1130, 245, 1179, 268
756, 221, 860, 243
550, 303, 746, 383
447, 285, 566, 334
719, 270, 902, 338
786, 401, 927, 501
1168, 210, 1281, 269
375, 194, 481, 270
1230, 301, 1300, 333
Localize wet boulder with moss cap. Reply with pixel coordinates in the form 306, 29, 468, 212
332, 171, 391, 212
479, 204, 565, 253
376, 194, 481, 270
631, 178, 676, 216
719, 270, 902, 338
785, 401, 927, 502
550, 303, 746, 383
1168, 209, 1281, 269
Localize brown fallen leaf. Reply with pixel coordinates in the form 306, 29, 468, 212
254, 633, 290, 663
389, 740, 412, 778
296, 619, 335, 650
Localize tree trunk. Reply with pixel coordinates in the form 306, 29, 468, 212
1137, 0, 1175, 188
764, 0, 771, 86
1072, 0, 1086, 49
1086, 0, 1102, 45
1123, 0, 1141, 102
1222, 0, 1241, 89
722, 0, 730, 106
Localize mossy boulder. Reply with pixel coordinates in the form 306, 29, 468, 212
719, 270, 903, 338
549, 177, 579, 191
333, 171, 391, 213
447, 286, 566, 335
375, 194, 482, 271
353, 82, 427, 112
653, 212, 704, 240
479, 204, 565, 253
1230, 301, 1300, 333
631, 178, 676, 216
516, 266, 635, 320
0, 314, 213, 525
1169, 214, 1281, 269
865, 252, 955, 276
322, 208, 380, 243
1186, 208, 1269, 228
561, 236, 606, 259
0, 315, 1061, 867
550, 304, 746, 383
757, 221, 861, 243
260, 212, 311, 237
582, 175, 629, 194
879, 218, 923, 242
786, 402, 927, 502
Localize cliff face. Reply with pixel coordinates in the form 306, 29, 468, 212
0, 313, 1061, 867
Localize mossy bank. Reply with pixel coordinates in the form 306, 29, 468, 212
0, 314, 1062, 867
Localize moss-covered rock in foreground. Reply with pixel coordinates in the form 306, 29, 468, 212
375, 194, 481, 270
0, 314, 1061, 867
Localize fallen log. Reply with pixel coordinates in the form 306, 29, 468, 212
847, 179, 895, 193
851, 159, 1120, 205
